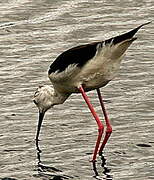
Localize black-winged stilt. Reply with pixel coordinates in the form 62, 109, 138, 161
33, 22, 150, 162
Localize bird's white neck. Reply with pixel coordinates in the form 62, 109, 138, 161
52, 89, 70, 106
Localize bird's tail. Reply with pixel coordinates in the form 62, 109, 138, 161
106, 21, 151, 45
103, 21, 151, 59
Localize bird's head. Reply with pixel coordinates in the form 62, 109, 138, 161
33, 85, 55, 113
33, 85, 69, 143
33, 85, 55, 142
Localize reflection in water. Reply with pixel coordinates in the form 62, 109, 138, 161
36, 140, 112, 179
93, 154, 112, 180
35, 140, 72, 179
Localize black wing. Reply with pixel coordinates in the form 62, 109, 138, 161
48, 22, 150, 75
48, 42, 99, 74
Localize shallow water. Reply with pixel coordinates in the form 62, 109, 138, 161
0, 0, 154, 180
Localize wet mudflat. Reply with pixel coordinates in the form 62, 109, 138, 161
0, 0, 154, 180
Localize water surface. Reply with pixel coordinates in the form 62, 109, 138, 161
0, 0, 154, 180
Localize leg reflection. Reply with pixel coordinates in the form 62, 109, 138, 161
92, 154, 112, 180
100, 154, 112, 180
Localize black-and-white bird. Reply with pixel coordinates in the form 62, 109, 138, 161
33, 22, 150, 162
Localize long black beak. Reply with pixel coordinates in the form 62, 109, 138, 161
35, 111, 45, 142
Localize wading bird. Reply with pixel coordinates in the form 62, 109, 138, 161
33, 22, 150, 162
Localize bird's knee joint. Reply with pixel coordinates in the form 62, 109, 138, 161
98, 125, 104, 133
106, 126, 112, 133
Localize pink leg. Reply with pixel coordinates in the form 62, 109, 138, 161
96, 88, 112, 155
78, 85, 104, 162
